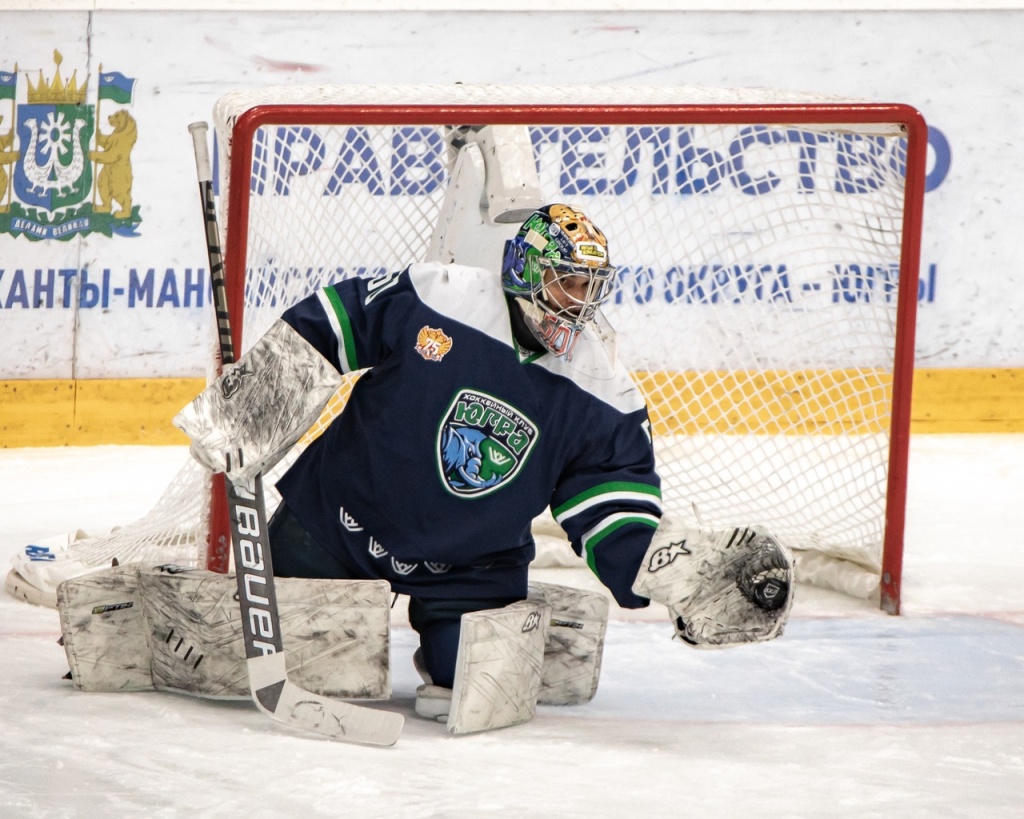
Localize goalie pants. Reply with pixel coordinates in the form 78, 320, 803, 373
268, 503, 520, 688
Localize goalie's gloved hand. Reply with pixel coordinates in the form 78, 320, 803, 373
735, 537, 792, 612
174, 320, 342, 483
632, 518, 794, 648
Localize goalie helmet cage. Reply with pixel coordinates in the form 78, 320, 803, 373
207, 85, 926, 615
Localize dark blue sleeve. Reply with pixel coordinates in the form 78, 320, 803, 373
550, 405, 661, 608
280, 268, 411, 374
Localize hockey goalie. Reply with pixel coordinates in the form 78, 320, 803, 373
58, 128, 794, 736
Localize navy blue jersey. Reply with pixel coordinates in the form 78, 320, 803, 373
277, 263, 661, 607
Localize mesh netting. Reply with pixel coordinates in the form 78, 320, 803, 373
8, 85, 921, 605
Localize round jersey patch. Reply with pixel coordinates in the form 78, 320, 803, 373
437, 389, 539, 497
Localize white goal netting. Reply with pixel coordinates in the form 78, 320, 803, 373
7, 85, 926, 613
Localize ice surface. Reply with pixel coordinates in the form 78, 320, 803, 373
1, 437, 1022, 818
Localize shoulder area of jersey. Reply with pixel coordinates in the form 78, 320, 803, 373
404, 261, 509, 341
406, 261, 498, 293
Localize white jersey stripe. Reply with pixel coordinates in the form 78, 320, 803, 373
582, 512, 661, 546
554, 491, 663, 525
581, 512, 661, 570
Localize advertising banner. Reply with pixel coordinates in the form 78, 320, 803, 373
0, 10, 1017, 379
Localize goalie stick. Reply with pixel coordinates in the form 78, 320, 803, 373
188, 121, 403, 746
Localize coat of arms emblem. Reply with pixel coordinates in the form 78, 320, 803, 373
0, 50, 141, 240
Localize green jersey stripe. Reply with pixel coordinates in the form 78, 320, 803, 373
581, 512, 660, 576
318, 287, 359, 373
553, 481, 662, 523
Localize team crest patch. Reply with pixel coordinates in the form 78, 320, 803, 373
415, 326, 452, 362
437, 389, 539, 497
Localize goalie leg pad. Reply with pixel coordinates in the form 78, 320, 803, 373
139, 567, 392, 699
57, 563, 155, 692
173, 319, 342, 482
527, 581, 610, 706
444, 600, 550, 735
57, 564, 392, 698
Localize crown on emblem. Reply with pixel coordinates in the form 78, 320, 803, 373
26, 50, 87, 105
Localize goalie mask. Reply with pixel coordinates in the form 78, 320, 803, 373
501, 204, 615, 358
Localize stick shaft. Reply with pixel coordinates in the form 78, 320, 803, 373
187, 122, 402, 744
189, 121, 234, 366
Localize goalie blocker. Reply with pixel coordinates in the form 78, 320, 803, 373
173, 319, 342, 484
632, 519, 795, 647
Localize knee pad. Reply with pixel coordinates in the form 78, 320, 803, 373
528, 581, 610, 706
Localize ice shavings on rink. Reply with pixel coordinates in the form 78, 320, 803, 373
1, 436, 1022, 818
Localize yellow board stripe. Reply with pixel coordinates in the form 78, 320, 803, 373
911, 368, 1024, 433
0, 378, 202, 447
2, 368, 1023, 447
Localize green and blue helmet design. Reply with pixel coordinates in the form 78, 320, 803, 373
501, 204, 615, 358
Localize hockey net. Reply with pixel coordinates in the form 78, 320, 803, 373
7, 85, 926, 614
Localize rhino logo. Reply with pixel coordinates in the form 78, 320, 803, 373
437, 389, 538, 498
